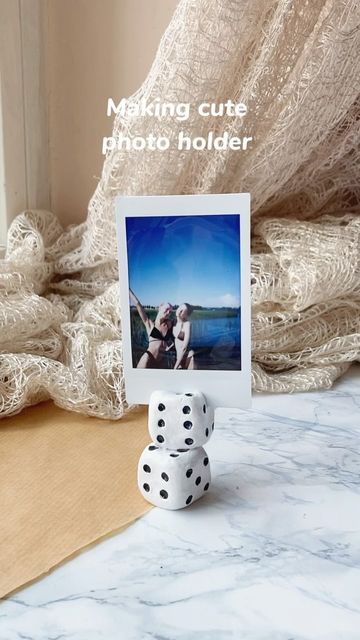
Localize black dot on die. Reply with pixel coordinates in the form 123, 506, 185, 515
183, 421, 193, 430
185, 438, 194, 446
158, 419, 165, 427
158, 403, 165, 411
185, 393, 193, 397
205, 428, 209, 437
170, 453, 179, 458
143, 464, 151, 473
182, 406, 191, 414
186, 468, 193, 478
203, 404, 206, 414
161, 472, 169, 482
195, 476, 201, 486
160, 489, 168, 499
157, 435, 164, 443
203, 457, 209, 466
148, 445, 158, 451
143, 483, 150, 492
186, 495, 193, 505
212, 423, 215, 431
204, 483, 210, 491
177, 448, 188, 452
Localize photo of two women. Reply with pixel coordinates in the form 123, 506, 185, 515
126, 214, 242, 371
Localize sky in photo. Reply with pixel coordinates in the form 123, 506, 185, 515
126, 214, 241, 308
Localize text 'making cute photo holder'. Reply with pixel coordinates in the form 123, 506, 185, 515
116, 193, 251, 510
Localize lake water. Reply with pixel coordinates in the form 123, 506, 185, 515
191, 315, 240, 348
190, 314, 241, 370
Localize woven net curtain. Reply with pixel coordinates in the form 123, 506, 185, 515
1, 0, 359, 418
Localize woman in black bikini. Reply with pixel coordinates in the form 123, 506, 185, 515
173, 303, 195, 369
129, 289, 173, 368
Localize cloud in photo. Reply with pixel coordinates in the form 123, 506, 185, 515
218, 293, 239, 307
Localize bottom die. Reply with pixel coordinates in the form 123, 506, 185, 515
138, 444, 211, 510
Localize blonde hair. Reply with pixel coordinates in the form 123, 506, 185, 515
178, 303, 193, 317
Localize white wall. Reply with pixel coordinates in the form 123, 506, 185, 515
0, 0, 178, 237
46, 0, 178, 226
0, 0, 49, 245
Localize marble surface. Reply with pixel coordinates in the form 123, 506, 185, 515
1, 367, 360, 640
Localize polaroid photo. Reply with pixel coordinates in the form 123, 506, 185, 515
116, 193, 251, 409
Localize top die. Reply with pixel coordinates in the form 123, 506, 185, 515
148, 390, 214, 450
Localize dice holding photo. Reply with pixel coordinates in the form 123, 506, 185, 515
138, 445, 211, 510
148, 390, 214, 450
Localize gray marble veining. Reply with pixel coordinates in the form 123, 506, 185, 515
1, 367, 359, 639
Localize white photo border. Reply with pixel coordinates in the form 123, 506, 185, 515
116, 193, 251, 409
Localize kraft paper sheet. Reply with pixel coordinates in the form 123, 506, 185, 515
0, 402, 151, 598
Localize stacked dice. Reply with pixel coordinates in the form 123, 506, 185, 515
138, 390, 215, 510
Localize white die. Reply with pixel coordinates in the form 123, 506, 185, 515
138, 444, 211, 510
148, 390, 214, 450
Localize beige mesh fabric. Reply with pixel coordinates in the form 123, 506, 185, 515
1, 0, 359, 418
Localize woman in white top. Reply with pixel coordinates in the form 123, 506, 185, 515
172, 303, 195, 369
